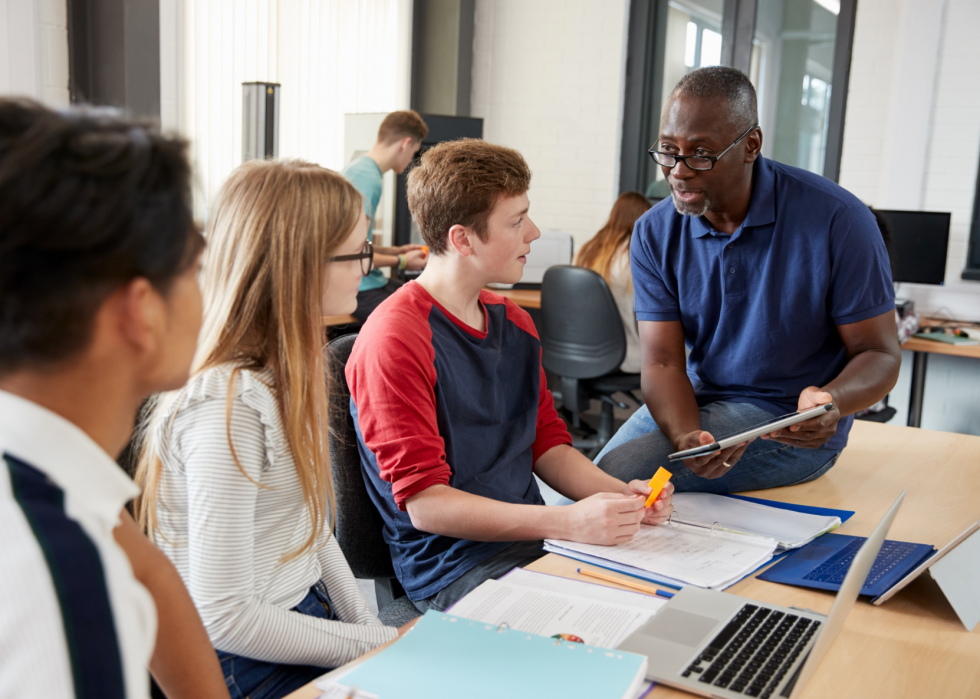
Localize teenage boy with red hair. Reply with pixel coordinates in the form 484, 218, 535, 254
347, 139, 675, 613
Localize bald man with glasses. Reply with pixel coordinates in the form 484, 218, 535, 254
594, 66, 901, 494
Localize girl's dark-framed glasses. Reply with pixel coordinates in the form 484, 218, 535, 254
328, 239, 374, 277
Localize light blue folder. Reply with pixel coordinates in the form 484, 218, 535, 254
338, 611, 648, 699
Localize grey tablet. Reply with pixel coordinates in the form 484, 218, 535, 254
667, 403, 836, 462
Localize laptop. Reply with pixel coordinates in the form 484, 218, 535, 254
617, 492, 905, 699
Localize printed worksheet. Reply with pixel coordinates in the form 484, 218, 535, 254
448, 578, 653, 649
546, 522, 775, 589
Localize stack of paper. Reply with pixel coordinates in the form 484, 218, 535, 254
546, 522, 777, 590
670, 493, 842, 549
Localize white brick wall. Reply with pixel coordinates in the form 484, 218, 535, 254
839, 0, 980, 433
839, 0, 980, 312
0, 0, 68, 107
470, 0, 629, 252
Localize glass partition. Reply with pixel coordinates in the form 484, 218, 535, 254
751, 0, 839, 175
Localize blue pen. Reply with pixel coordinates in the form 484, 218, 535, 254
655, 588, 674, 599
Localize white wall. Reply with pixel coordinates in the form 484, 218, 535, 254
0, 0, 69, 107
470, 0, 630, 252
162, 0, 413, 216
839, 0, 980, 318
838, 0, 980, 434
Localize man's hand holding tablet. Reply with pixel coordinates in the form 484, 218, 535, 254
669, 429, 753, 479
668, 392, 838, 479
761, 387, 840, 448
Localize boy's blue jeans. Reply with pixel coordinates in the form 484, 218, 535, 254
594, 401, 841, 493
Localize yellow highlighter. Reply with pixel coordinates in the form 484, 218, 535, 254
644, 466, 673, 508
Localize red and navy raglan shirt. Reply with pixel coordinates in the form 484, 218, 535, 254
346, 281, 572, 601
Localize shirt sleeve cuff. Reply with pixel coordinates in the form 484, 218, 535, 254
391, 468, 452, 511
833, 300, 895, 326
636, 310, 681, 321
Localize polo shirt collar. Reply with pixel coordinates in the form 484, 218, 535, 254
0, 389, 139, 520
742, 156, 776, 229
688, 156, 777, 238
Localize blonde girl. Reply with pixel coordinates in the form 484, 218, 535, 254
135, 159, 396, 699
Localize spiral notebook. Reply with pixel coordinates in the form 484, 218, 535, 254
544, 494, 853, 590
325, 610, 648, 699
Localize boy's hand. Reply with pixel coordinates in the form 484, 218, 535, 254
624, 479, 675, 525
563, 492, 645, 545
391, 243, 425, 255
404, 248, 428, 271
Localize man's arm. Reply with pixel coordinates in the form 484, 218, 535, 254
764, 310, 901, 448
639, 320, 750, 478
114, 510, 230, 699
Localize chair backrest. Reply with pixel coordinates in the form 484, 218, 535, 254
540, 265, 626, 379
326, 333, 395, 580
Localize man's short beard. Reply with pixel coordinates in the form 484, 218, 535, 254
671, 192, 710, 217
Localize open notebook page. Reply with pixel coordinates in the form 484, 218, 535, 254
546, 522, 775, 589
671, 493, 841, 549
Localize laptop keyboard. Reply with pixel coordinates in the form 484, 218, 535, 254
681, 604, 821, 698
802, 538, 919, 587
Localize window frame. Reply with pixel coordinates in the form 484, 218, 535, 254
619, 0, 859, 194
963, 163, 980, 281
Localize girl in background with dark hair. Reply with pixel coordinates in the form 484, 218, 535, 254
575, 192, 652, 373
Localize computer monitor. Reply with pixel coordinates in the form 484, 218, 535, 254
873, 209, 950, 285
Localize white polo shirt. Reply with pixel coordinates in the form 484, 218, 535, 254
0, 389, 156, 698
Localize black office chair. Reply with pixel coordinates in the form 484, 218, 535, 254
855, 405, 898, 423
326, 334, 421, 626
540, 266, 642, 458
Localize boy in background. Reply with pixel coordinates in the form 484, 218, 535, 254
343, 110, 430, 323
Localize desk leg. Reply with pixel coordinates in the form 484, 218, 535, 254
907, 351, 928, 428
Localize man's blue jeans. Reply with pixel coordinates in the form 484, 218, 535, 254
594, 401, 841, 493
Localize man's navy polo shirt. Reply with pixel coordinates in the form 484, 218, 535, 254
631, 156, 894, 451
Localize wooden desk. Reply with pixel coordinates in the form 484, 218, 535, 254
287, 421, 980, 698
529, 421, 980, 698
901, 322, 980, 427
485, 287, 541, 309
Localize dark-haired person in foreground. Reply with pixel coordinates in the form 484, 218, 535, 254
0, 99, 228, 698
347, 139, 674, 614
594, 67, 901, 491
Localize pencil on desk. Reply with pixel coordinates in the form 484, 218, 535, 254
577, 567, 674, 598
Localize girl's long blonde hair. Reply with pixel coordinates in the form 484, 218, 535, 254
135, 159, 363, 560
574, 192, 651, 286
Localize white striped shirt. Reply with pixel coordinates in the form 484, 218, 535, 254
152, 365, 397, 667
0, 390, 155, 699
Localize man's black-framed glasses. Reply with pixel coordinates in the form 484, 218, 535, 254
328, 239, 374, 276
648, 124, 759, 171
